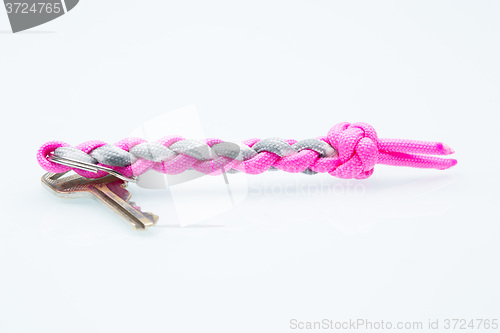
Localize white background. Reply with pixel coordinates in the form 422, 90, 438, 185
1, 1, 499, 332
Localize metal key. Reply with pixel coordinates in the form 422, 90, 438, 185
41, 172, 158, 229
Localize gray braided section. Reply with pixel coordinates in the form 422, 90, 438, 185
292, 139, 337, 157
129, 142, 176, 162
169, 139, 212, 161
53, 138, 337, 174
55, 147, 97, 164
212, 142, 257, 161
252, 138, 297, 157
90, 144, 137, 167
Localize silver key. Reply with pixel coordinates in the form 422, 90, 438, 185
41, 172, 158, 229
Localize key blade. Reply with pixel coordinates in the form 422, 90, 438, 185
41, 172, 159, 230
91, 183, 159, 230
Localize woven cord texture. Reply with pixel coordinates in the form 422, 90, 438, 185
37, 122, 457, 180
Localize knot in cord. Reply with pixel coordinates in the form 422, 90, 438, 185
327, 122, 379, 179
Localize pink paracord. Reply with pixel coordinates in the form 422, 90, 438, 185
37, 122, 457, 180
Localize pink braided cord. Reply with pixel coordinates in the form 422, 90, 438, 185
37, 122, 457, 180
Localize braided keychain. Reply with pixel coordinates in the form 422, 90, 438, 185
37, 122, 457, 229
38, 122, 457, 180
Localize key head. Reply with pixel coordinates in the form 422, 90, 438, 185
41, 172, 158, 229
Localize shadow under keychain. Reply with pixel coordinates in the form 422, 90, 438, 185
37, 122, 457, 230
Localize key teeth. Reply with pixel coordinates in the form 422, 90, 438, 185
108, 181, 132, 202
129, 202, 143, 213
128, 201, 159, 226
111, 183, 158, 227
144, 212, 160, 225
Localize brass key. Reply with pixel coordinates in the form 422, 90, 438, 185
41, 172, 158, 229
